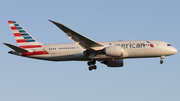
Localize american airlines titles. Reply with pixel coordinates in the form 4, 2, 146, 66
114, 42, 149, 49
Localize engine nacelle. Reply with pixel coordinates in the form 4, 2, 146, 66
101, 59, 124, 67
105, 46, 123, 57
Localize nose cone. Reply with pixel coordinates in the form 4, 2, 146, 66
166, 47, 178, 56
170, 47, 178, 55
173, 48, 178, 54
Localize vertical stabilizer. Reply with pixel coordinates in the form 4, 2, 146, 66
8, 21, 43, 51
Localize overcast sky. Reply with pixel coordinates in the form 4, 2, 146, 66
0, 0, 180, 101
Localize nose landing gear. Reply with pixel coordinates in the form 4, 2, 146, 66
87, 60, 97, 71
160, 60, 163, 64
160, 56, 165, 64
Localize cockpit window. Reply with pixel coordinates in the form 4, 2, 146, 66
167, 44, 172, 46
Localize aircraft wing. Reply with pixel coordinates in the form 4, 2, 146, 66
48, 19, 103, 49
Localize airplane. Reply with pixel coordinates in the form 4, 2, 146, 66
4, 20, 178, 71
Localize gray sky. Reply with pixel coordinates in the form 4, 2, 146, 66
0, 0, 180, 101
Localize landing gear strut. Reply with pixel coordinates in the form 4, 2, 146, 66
160, 56, 165, 64
87, 60, 97, 71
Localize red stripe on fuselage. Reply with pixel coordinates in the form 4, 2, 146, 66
11, 27, 17, 30
8, 21, 13, 24
19, 45, 42, 49
14, 33, 22, 37
16, 39, 27, 43
22, 50, 49, 56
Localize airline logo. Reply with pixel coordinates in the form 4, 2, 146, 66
8, 21, 36, 43
8, 21, 49, 56
146, 41, 154, 47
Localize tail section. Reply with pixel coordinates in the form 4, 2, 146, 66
8, 21, 43, 51
6, 21, 50, 57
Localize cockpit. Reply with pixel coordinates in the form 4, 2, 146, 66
167, 44, 172, 46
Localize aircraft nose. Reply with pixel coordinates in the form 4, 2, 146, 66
173, 48, 178, 54
171, 47, 178, 54
166, 47, 178, 55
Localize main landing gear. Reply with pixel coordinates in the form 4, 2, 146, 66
160, 56, 165, 64
87, 60, 97, 71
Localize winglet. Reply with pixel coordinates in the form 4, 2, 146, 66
48, 19, 75, 34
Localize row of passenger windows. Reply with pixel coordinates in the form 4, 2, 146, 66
49, 47, 77, 50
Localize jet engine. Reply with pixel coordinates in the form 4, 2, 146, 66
101, 59, 124, 67
105, 46, 123, 57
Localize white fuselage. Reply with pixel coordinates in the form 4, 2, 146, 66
21, 40, 177, 61
5, 20, 178, 70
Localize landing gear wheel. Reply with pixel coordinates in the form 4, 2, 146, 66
89, 67, 93, 71
87, 60, 97, 71
87, 62, 92, 66
87, 60, 96, 66
160, 60, 163, 64
92, 65, 97, 70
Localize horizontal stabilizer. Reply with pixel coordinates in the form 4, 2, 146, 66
3, 43, 29, 52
